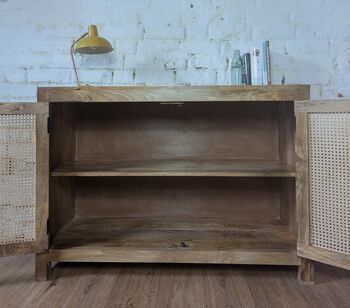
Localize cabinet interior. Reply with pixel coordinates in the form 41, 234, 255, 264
48, 101, 298, 264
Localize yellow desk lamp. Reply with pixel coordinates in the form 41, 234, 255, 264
71, 24, 113, 87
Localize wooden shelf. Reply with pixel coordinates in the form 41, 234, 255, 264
49, 217, 298, 265
51, 159, 296, 177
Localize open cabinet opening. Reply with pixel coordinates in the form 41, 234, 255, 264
48, 101, 298, 264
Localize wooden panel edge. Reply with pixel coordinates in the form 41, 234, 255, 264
295, 99, 350, 113
51, 171, 297, 177
37, 87, 48, 103
298, 243, 350, 271
48, 248, 299, 265
35, 113, 50, 252
37, 85, 310, 103
0, 102, 48, 114
0, 242, 47, 257
295, 113, 310, 246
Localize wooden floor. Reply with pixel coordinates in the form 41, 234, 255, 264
0, 256, 349, 308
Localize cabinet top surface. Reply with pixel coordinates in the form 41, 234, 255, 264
37, 85, 310, 103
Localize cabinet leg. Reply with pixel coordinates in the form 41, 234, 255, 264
35, 253, 51, 281
298, 258, 314, 284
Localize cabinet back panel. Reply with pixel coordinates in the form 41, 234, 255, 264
75, 177, 281, 221
75, 102, 280, 161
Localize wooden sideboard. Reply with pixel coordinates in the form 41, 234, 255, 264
0, 85, 349, 283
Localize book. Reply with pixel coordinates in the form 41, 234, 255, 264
251, 48, 262, 85
241, 53, 251, 85
241, 55, 247, 85
235, 42, 271, 86
266, 41, 272, 85
261, 41, 272, 85
262, 42, 268, 85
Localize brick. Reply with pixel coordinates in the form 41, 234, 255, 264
209, 13, 248, 41
181, 0, 213, 26
114, 0, 151, 10
77, 53, 124, 70
125, 40, 183, 70
112, 70, 135, 85
292, 1, 350, 39
77, 69, 113, 85
276, 68, 331, 85
0, 68, 27, 83
114, 40, 138, 55
191, 55, 228, 70
109, 10, 144, 40
330, 40, 350, 73
185, 25, 208, 40
164, 58, 187, 71
175, 70, 217, 85
144, 24, 184, 40
249, 1, 296, 40
284, 39, 330, 54
183, 41, 220, 55
27, 67, 71, 84
321, 84, 350, 99
0, 83, 36, 101
135, 70, 174, 85
149, 0, 182, 13
1, 0, 350, 99
310, 84, 323, 99
142, 8, 183, 40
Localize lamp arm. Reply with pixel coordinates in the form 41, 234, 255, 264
70, 32, 88, 87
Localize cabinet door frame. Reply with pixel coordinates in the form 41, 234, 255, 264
0, 103, 49, 257
295, 100, 350, 271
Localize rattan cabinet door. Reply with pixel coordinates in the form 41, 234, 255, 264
0, 103, 49, 257
296, 100, 350, 271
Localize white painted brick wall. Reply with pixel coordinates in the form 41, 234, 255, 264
0, 0, 350, 101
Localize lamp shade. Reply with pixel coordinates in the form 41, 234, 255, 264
74, 25, 113, 54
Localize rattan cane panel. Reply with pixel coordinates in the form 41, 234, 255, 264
0, 114, 36, 245
309, 113, 350, 255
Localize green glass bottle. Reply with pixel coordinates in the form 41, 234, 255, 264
231, 49, 243, 85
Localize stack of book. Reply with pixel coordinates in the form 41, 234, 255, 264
241, 41, 271, 85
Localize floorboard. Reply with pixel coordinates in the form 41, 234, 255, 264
0, 255, 349, 308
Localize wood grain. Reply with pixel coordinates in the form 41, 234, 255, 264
74, 177, 282, 220
49, 103, 76, 239
295, 99, 350, 113
295, 113, 309, 246
47, 217, 298, 265
298, 257, 315, 284
0, 102, 48, 114
298, 243, 350, 271
31, 87, 313, 280
1, 255, 350, 307
35, 253, 51, 281
0, 242, 47, 257
37, 85, 310, 103
36, 113, 50, 250
74, 102, 280, 162
280, 178, 297, 235
52, 159, 296, 177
